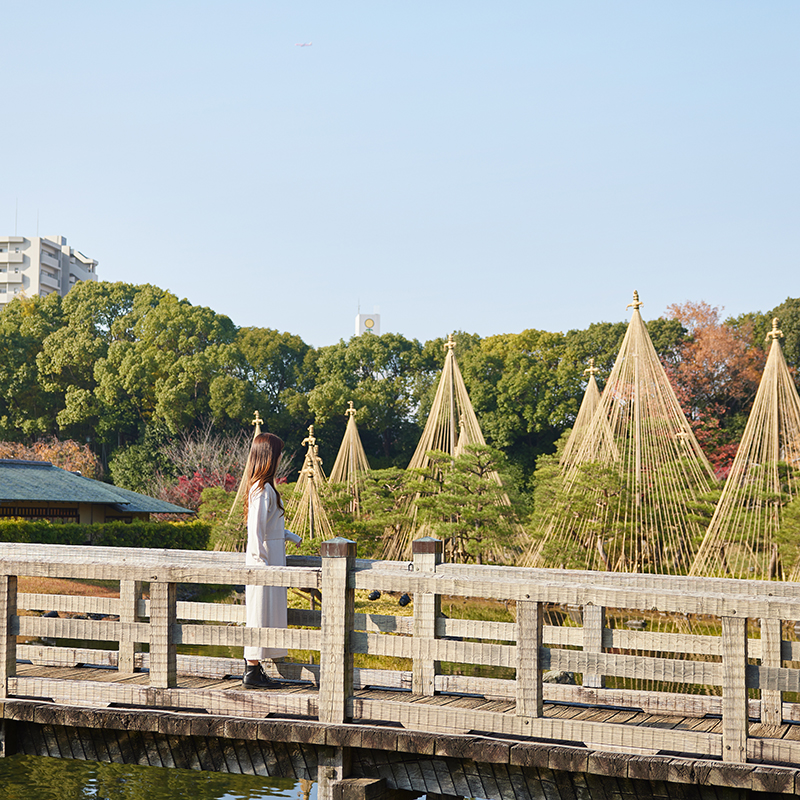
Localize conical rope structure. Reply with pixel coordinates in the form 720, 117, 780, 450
382, 334, 519, 561
690, 319, 800, 580
408, 335, 487, 470
285, 424, 335, 540
286, 460, 335, 540
530, 291, 717, 574
284, 424, 327, 518
219, 411, 268, 551
329, 401, 371, 516
525, 360, 615, 567
559, 359, 615, 467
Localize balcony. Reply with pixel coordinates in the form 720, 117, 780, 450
0, 252, 23, 264
6, 271, 23, 284
69, 265, 97, 282
40, 271, 60, 289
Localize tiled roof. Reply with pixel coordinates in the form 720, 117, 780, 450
105, 483, 192, 514
0, 459, 192, 514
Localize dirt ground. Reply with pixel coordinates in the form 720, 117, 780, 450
18, 576, 119, 598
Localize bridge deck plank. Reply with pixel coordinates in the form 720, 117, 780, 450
595, 710, 643, 725
543, 704, 587, 720
748, 722, 792, 740
8, 661, 800, 767
476, 699, 516, 714
782, 725, 800, 741
578, 707, 632, 724
680, 716, 722, 734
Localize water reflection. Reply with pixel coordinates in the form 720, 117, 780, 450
0, 755, 317, 800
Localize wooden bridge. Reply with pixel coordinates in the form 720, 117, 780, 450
3, 538, 800, 798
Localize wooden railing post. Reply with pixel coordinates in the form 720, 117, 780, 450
0, 574, 17, 700
760, 617, 782, 725
583, 603, 605, 688
722, 615, 748, 763
516, 599, 543, 717
412, 537, 442, 696
149, 581, 177, 689
319, 537, 356, 724
119, 580, 143, 674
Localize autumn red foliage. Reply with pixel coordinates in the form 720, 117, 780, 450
162, 470, 238, 510
665, 301, 765, 477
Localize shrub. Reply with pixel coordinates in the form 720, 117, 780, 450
0, 520, 211, 550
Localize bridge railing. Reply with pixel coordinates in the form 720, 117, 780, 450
3, 538, 800, 765
0, 542, 323, 718
339, 536, 800, 765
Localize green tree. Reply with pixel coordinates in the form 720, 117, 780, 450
459, 329, 582, 477
728, 298, 800, 383
531, 454, 632, 571
197, 485, 245, 551
227, 326, 316, 450
37, 282, 161, 444
563, 321, 628, 384
108, 422, 175, 493
354, 467, 418, 558
94, 291, 238, 435
0, 293, 63, 439
308, 333, 431, 467
36, 281, 244, 447
778, 491, 800, 578
414, 444, 524, 564
564, 317, 686, 390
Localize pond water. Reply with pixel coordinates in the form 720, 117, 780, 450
0, 754, 317, 800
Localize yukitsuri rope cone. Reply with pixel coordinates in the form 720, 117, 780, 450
285, 424, 327, 516
329, 401, 371, 516
524, 360, 615, 567
409, 334, 487, 466
690, 319, 800, 580
285, 424, 335, 540
559, 359, 616, 467
382, 334, 519, 561
529, 291, 717, 574
219, 411, 267, 550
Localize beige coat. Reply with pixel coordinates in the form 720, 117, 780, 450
244, 484, 300, 661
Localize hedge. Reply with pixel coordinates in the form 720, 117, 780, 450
0, 520, 211, 550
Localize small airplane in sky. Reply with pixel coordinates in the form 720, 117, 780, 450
295, 42, 312, 47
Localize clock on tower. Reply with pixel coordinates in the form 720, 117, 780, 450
355, 313, 381, 336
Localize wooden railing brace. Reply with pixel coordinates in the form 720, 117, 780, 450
583, 603, 605, 689
118, 580, 143, 674
149, 581, 177, 689
412, 537, 442, 696
319, 538, 356, 724
722, 615, 748, 763
0, 575, 16, 700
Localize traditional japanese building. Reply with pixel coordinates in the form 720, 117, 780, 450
0, 459, 191, 523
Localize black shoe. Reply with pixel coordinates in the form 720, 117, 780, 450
242, 660, 278, 689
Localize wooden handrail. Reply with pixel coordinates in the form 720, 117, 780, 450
3, 539, 800, 764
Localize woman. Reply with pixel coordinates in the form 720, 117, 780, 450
242, 432, 301, 689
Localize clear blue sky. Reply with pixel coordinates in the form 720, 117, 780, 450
3, 2, 798, 346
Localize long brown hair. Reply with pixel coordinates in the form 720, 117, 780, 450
243, 432, 284, 521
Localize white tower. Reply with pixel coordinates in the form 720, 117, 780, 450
355, 312, 380, 336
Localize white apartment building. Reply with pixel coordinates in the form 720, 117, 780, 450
0, 235, 98, 310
